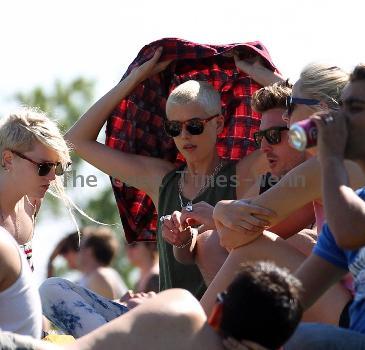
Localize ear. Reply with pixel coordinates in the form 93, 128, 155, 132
1, 150, 14, 171
216, 115, 225, 134
319, 101, 329, 111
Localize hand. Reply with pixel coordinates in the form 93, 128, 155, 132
161, 211, 192, 246
233, 53, 284, 86
311, 111, 348, 163
234, 52, 263, 72
129, 47, 172, 85
215, 220, 262, 251
213, 199, 276, 232
213, 199, 276, 250
119, 290, 157, 309
180, 201, 216, 230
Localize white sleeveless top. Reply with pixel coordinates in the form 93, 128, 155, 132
0, 228, 42, 338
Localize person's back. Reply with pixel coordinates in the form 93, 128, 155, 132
79, 266, 127, 300
0, 227, 42, 338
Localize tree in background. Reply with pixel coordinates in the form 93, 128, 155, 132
15, 78, 135, 288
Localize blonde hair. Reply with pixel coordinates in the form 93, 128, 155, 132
167, 80, 221, 116
299, 63, 349, 109
0, 107, 71, 165
0, 107, 81, 233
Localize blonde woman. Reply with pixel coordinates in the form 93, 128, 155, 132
0, 108, 71, 337
0, 108, 72, 269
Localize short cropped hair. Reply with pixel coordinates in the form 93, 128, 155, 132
81, 227, 120, 266
219, 261, 303, 349
167, 80, 221, 116
252, 81, 292, 113
349, 64, 365, 82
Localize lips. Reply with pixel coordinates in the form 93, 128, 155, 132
183, 144, 197, 151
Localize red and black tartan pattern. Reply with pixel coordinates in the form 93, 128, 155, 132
105, 38, 279, 243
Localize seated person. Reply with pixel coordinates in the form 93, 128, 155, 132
166, 81, 316, 283
198, 63, 365, 326
125, 241, 159, 293
1, 261, 302, 350
47, 232, 80, 278
47, 227, 128, 300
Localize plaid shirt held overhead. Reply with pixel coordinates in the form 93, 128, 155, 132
105, 37, 279, 243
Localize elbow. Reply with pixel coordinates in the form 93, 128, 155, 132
333, 230, 364, 250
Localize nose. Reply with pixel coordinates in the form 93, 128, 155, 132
46, 167, 56, 181
260, 137, 273, 153
180, 125, 191, 139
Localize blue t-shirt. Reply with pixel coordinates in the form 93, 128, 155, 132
313, 187, 365, 333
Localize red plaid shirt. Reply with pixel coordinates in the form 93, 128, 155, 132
105, 38, 279, 243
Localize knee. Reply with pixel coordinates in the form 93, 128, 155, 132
39, 277, 73, 302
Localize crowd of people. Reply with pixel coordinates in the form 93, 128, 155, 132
1, 43, 365, 349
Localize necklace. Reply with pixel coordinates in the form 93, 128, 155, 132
178, 160, 224, 212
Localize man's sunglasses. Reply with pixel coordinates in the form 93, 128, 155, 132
286, 96, 321, 117
253, 126, 289, 147
11, 150, 72, 176
163, 114, 219, 137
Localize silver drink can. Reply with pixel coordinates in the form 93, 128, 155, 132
288, 119, 318, 151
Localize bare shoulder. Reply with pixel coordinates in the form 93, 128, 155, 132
0, 231, 21, 291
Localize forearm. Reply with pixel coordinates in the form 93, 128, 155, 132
66, 73, 138, 146
240, 63, 283, 87
322, 157, 365, 248
173, 245, 196, 264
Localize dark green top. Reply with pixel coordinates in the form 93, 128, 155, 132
157, 161, 237, 298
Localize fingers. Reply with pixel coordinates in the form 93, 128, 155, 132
237, 200, 276, 217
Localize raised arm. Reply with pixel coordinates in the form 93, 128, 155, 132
65, 48, 174, 205
294, 254, 347, 311
314, 112, 365, 249
234, 54, 284, 87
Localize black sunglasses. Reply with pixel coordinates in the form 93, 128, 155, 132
164, 114, 219, 137
286, 96, 320, 117
254, 126, 289, 147
11, 150, 71, 176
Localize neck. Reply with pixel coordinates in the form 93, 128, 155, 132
185, 153, 220, 177
138, 258, 158, 276
0, 176, 24, 215
82, 259, 103, 274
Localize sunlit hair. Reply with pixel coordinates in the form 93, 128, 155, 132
298, 63, 349, 109
167, 80, 221, 116
0, 107, 82, 234
0, 107, 70, 165
252, 81, 292, 113
349, 64, 365, 82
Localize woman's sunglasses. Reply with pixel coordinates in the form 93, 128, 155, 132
253, 126, 289, 147
163, 114, 219, 138
286, 96, 321, 117
11, 150, 72, 176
